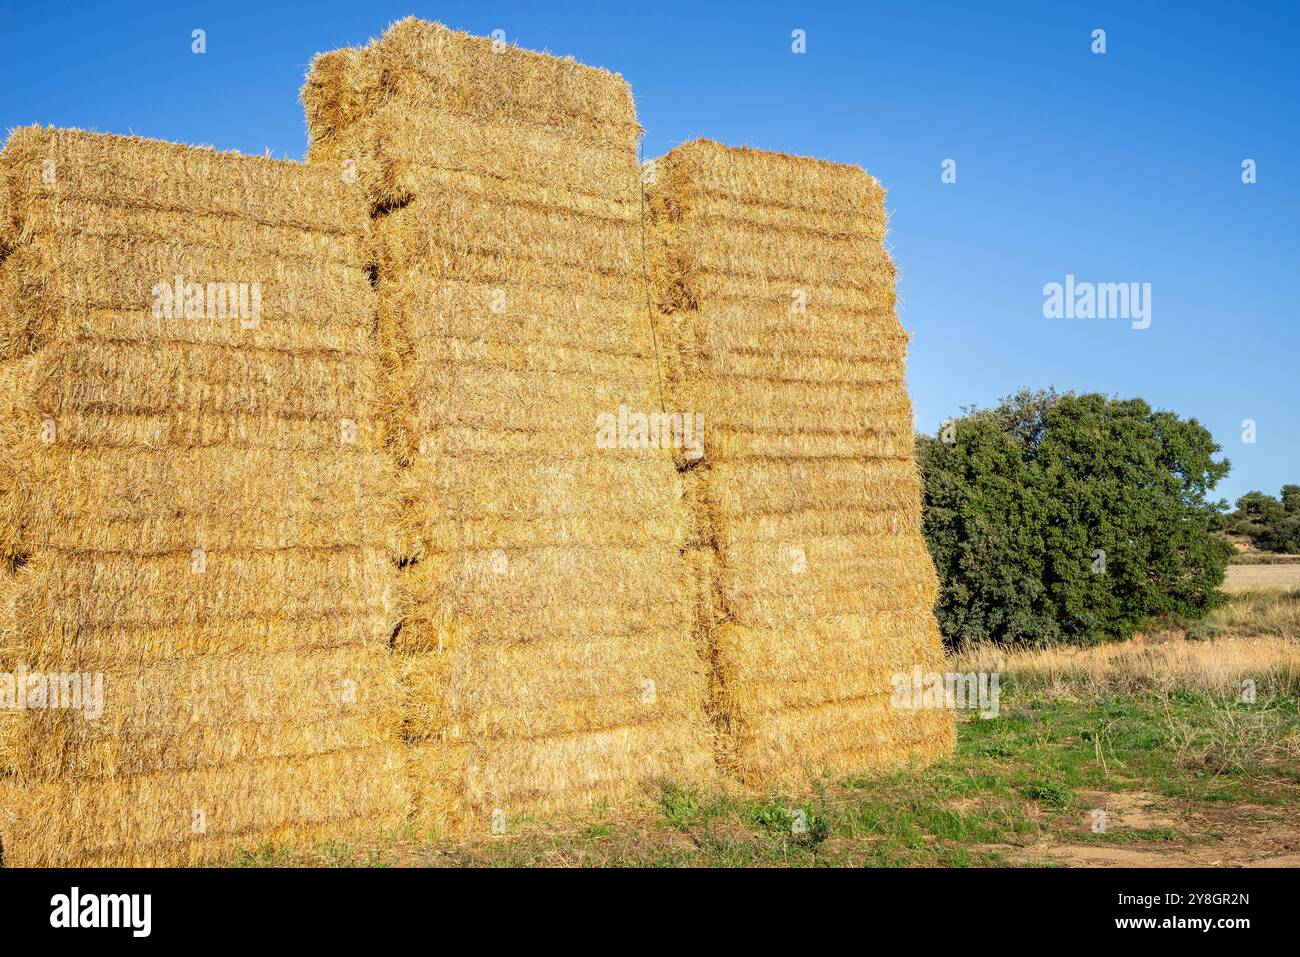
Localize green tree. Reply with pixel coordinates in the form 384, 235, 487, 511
918, 389, 1232, 646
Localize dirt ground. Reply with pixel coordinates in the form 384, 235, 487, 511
979, 790, 1300, 867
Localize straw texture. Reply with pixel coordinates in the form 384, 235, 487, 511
1, 28, 955, 861
0, 126, 406, 865
302, 18, 712, 832
647, 140, 955, 783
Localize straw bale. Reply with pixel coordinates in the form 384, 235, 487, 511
401, 626, 704, 741
14, 447, 393, 554
28, 307, 374, 355
726, 693, 956, 786
367, 18, 637, 132
389, 438, 688, 556
18, 198, 364, 267
19, 647, 400, 780
649, 140, 888, 235
708, 458, 923, 517
648, 139, 954, 780
681, 227, 895, 296
719, 505, 924, 546
14, 406, 382, 454
3, 234, 370, 358
376, 246, 644, 302
373, 193, 637, 279
6, 614, 398, 666
3, 339, 385, 453
406, 718, 710, 833
30, 339, 377, 421
412, 515, 685, 553
0, 156, 12, 253
0, 560, 19, 780
301, 48, 371, 161
670, 377, 912, 436
718, 532, 938, 606
405, 544, 689, 621
359, 104, 638, 213
398, 599, 690, 657
715, 615, 945, 711
656, 268, 897, 318
400, 424, 679, 467
303, 18, 639, 163
3, 746, 407, 866
0, 355, 33, 561
703, 427, 915, 463
661, 192, 882, 243
381, 275, 649, 358
12, 547, 393, 631
690, 347, 910, 388
395, 456, 685, 526
3, 125, 364, 234
383, 256, 641, 309
415, 333, 652, 383
407, 372, 664, 439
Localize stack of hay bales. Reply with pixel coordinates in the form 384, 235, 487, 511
647, 140, 955, 783
302, 19, 712, 831
0, 126, 406, 865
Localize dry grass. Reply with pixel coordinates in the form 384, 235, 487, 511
953, 633, 1299, 700
1225, 564, 1300, 591
1162, 697, 1300, 775
1228, 551, 1300, 566
953, 590, 1300, 702
1206, 587, 1300, 635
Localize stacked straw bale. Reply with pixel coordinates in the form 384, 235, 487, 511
0, 126, 406, 865
647, 140, 955, 783
302, 19, 712, 831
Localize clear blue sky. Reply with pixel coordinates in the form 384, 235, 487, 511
2, 1, 1295, 504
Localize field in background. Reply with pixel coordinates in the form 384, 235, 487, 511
245, 586, 1299, 868
1222, 532, 1300, 589
1225, 565, 1300, 591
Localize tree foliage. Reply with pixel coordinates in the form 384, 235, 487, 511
917, 389, 1232, 646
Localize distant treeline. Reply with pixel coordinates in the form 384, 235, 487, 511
1225, 487, 1300, 554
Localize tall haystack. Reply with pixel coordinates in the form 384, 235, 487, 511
302, 18, 713, 831
647, 140, 955, 783
0, 126, 406, 865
